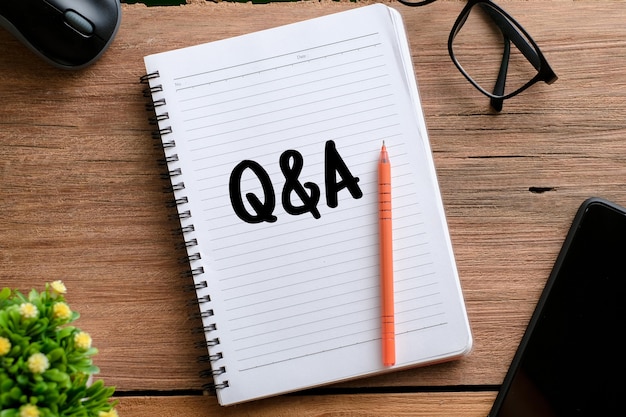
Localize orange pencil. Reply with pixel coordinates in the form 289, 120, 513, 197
378, 141, 395, 367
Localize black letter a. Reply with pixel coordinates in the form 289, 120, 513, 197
324, 140, 363, 208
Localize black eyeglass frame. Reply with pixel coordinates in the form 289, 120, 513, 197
397, 0, 558, 111
449, 0, 557, 109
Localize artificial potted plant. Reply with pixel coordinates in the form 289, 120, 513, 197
0, 281, 118, 417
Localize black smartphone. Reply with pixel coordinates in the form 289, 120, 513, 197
488, 197, 626, 417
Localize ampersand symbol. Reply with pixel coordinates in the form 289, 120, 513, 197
280, 150, 321, 219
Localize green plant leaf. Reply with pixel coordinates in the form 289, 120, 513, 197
0, 408, 19, 417
0, 377, 14, 391
0, 312, 8, 328
46, 347, 66, 363
56, 326, 76, 339
16, 374, 29, 386
8, 386, 21, 400
43, 368, 70, 384
33, 380, 49, 395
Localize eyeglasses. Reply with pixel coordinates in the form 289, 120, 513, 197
397, 0, 557, 111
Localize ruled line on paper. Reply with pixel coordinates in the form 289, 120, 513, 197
179, 58, 386, 110
191, 126, 402, 170
210, 209, 430, 281
225, 273, 443, 330
181, 72, 390, 120
172, 33, 381, 85
183, 92, 394, 134
224, 270, 374, 304
235, 319, 449, 368
175, 45, 382, 90
234, 306, 447, 355
184, 106, 397, 147
233, 314, 448, 364
215, 236, 379, 285
220, 253, 376, 293
213, 226, 378, 267
236, 334, 382, 371
228, 283, 379, 321
210, 205, 429, 274
211, 210, 373, 252
188, 118, 399, 172
218, 236, 435, 297
173, 36, 393, 143
179, 70, 390, 114
232, 313, 448, 372
235, 314, 379, 353
188, 119, 402, 177
231, 303, 379, 341
220, 246, 438, 316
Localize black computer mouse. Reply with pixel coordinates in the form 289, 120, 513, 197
0, 0, 121, 70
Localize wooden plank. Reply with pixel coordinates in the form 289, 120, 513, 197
115, 392, 497, 416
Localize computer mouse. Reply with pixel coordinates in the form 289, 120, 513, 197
0, 0, 122, 70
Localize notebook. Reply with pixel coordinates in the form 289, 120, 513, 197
141, 3, 472, 406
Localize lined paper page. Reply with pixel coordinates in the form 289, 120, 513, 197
144, 4, 471, 405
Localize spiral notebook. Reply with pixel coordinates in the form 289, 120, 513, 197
141, 4, 472, 406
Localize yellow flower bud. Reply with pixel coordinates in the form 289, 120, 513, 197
52, 302, 72, 320
98, 410, 119, 417
27, 352, 50, 374
50, 280, 67, 298
50, 280, 67, 295
74, 331, 92, 350
19, 404, 40, 417
19, 302, 38, 319
0, 336, 11, 356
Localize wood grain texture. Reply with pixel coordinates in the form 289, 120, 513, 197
115, 392, 496, 416
1, 1, 625, 414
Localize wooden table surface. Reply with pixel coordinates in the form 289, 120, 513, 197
2, 0, 625, 415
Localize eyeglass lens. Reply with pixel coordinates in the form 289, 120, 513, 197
450, 2, 543, 99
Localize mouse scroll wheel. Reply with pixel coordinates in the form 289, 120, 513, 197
64, 10, 95, 36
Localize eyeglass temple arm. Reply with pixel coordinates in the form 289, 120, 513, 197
479, 4, 541, 70
490, 37, 510, 111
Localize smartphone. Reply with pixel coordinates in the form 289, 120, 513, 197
488, 197, 626, 417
